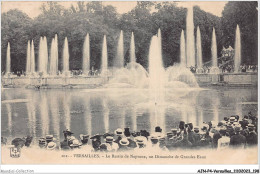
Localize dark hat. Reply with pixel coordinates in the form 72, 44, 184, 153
63, 130, 74, 135
155, 126, 162, 133
124, 128, 131, 137
243, 115, 249, 119
217, 122, 224, 127
224, 117, 229, 121
167, 132, 173, 137
179, 121, 185, 129
188, 123, 193, 130
90, 134, 102, 140
103, 133, 114, 138
140, 130, 150, 137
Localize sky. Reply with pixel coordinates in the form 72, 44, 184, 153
1, 1, 227, 18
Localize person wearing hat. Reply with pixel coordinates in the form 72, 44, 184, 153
118, 138, 130, 151
79, 134, 89, 145
47, 141, 57, 150
246, 124, 257, 146
70, 139, 81, 149
241, 116, 249, 129
114, 128, 123, 145
134, 136, 147, 149
90, 134, 102, 151
192, 126, 201, 147
173, 129, 192, 149
63, 129, 74, 141
38, 138, 47, 148
217, 129, 230, 150
230, 126, 246, 148
105, 136, 119, 152
24, 136, 33, 147
124, 128, 137, 149
187, 124, 196, 146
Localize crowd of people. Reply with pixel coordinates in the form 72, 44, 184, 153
190, 64, 258, 74
2, 111, 258, 152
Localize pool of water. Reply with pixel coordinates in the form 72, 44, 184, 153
1, 86, 257, 143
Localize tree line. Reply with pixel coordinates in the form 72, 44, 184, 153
1, 1, 258, 72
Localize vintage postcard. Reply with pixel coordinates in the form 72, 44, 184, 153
1, 0, 258, 171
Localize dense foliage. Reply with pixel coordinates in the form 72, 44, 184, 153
1, 1, 258, 72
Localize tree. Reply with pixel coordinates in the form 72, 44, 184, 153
221, 1, 258, 64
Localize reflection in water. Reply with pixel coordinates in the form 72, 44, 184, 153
26, 91, 37, 143
62, 93, 71, 131
103, 98, 109, 133
1, 87, 258, 141
84, 98, 92, 136
5, 92, 12, 136
40, 92, 49, 136
49, 95, 60, 142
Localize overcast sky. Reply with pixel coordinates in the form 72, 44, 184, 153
1, 1, 227, 18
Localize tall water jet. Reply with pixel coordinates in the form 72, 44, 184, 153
211, 28, 217, 67
82, 33, 90, 75
234, 25, 241, 73
186, 6, 195, 67
158, 28, 162, 63
149, 35, 165, 103
210, 27, 219, 74
49, 38, 57, 75
115, 30, 124, 68
30, 40, 35, 74
130, 32, 136, 63
180, 30, 186, 66
101, 35, 108, 75
26, 41, 31, 74
62, 37, 70, 75
54, 34, 58, 73
38, 37, 48, 75
43, 36, 48, 74
196, 26, 203, 72
6, 42, 11, 74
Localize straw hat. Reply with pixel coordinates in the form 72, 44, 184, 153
119, 138, 129, 146
70, 139, 81, 147
105, 136, 114, 143
46, 142, 57, 150
115, 128, 123, 136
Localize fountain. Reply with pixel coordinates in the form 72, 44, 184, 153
149, 34, 165, 103
130, 32, 136, 63
186, 6, 195, 67
62, 37, 70, 76
210, 28, 219, 74
26, 41, 31, 74
5, 42, 11, 75
101, 35, 108, 76
180, 30, 186, 67
30, 40, 35, 74
38, 37, 48, 75
115, 30, 124, 68
234, 25, 241, 73
83, 33, 90, 75
196, 26, 203, 73
49, 38, 57, 75
54, 34, 58, 74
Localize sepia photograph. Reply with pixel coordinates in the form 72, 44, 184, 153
0, 0, 258, 171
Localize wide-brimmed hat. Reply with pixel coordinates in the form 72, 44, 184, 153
63, 130, 74, 135
105, 136, 114, 143
70, 139, 81, 147
119, 138, 129, 146
90, 134, 102, 140
134, 136, 146, 145
115, 128, 123, 136
46, 142, 57, 150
